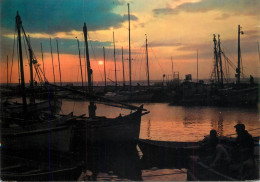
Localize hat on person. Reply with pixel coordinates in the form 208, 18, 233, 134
234, 123, 245, 130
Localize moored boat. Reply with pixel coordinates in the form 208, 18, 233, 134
138, 139, 199, 169
187, 136, 260, 181
1, 112, 81, 153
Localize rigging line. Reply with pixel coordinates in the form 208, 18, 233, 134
10, 26, 16, 83
22, 35, 29, 65
87, 32, 103, 82
224, 57, 229, 82
138, 46, 145, 81
149, 45, 165, 74
73, 59, 81, 112
220, 42, 237, 66
132, 44, 145, 81
17, 36, 21, 85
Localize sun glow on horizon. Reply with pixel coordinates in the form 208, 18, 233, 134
98, 60, 104, 65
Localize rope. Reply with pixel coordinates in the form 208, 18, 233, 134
1, 166, 78, 177
17, 36, 21, 84
10, 26, 16, 83
149, 45, 165, 74
22, 35, 29, 65
225, 127, 260, 137
87, 32, 103, 82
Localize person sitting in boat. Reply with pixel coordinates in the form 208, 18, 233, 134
229, 123, 257, 180
199, 129, 230, 168
199, 129, 219, 155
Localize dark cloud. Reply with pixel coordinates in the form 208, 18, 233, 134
153, 0, 259, 18
0, 36, 112, 62
1, 0, 138, 34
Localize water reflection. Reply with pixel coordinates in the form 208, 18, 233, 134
60, 101, 259, 142
84, 141, 143, 181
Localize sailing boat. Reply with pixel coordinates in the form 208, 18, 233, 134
74, 22, 149, 143
1, 12, 76, 153
210, 27, 258, 106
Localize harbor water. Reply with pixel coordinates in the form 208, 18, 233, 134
61, 100, 259, 141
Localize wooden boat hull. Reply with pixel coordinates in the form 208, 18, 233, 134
74, 108, 143, 143
187, 136, 260, 181
212, 86, 258, 106
2, 125, 73, 153
1, 114, 76, 153
187, 156, 237, 181
87, 108, 142, 142
138, 139, 199, 168
3, 99, 62, 116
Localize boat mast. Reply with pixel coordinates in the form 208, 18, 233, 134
145, 34, 150, 88
77, 38, 84, 89
50, 38, 56, 85
122, 47, 125, 87
218, 35, 224, 87
257, 41, 260, 63
213, 34, 220, 84
197, 49, 198, 83
56, 39, 62, 86
83, 23, 96, 118
16, 12, 27, 112
113, 31, 117, 88
28, 35, 34, 90
103, 46, 107, 88
40, 43, 46, 80
6, 55, 8, 86
128, 3, 132, 91
171, 56, 173, 76
237, 25, 243, 84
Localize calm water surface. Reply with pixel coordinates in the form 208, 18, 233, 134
61, 100, 260, 142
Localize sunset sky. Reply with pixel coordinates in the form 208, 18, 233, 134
1, 0, 259, 84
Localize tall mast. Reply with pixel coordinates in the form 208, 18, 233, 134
83, 22, 96, 118
28, 35, 35, 103
218, 35, 223, 87
103, 46, 107, 87
257, 41, 260, 63
16, 12, 27, 112
213, 34, 220, 83
40, 43, 46, 80
77, 38, 84, 89
56, 39, 62, 86
28, 35, 34, 90
197, 49, 198, 83
128, 3, 132, 91
145, 34, 150, 88
50, 38, 56, 85
113, 31, 117, 88
6, 55, 8, 86
236, 25, 244, 84
171, 56, 173, 75
122, 47, 125, 87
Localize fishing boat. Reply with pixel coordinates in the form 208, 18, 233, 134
186, 136, 260, 181
138, 139, 199, 169
70, 21, 149, 143
0, 12, 76, 153
210, 30, 259, 107
1, 112, 83, 153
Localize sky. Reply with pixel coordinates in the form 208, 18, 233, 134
1, 0, 260, 84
